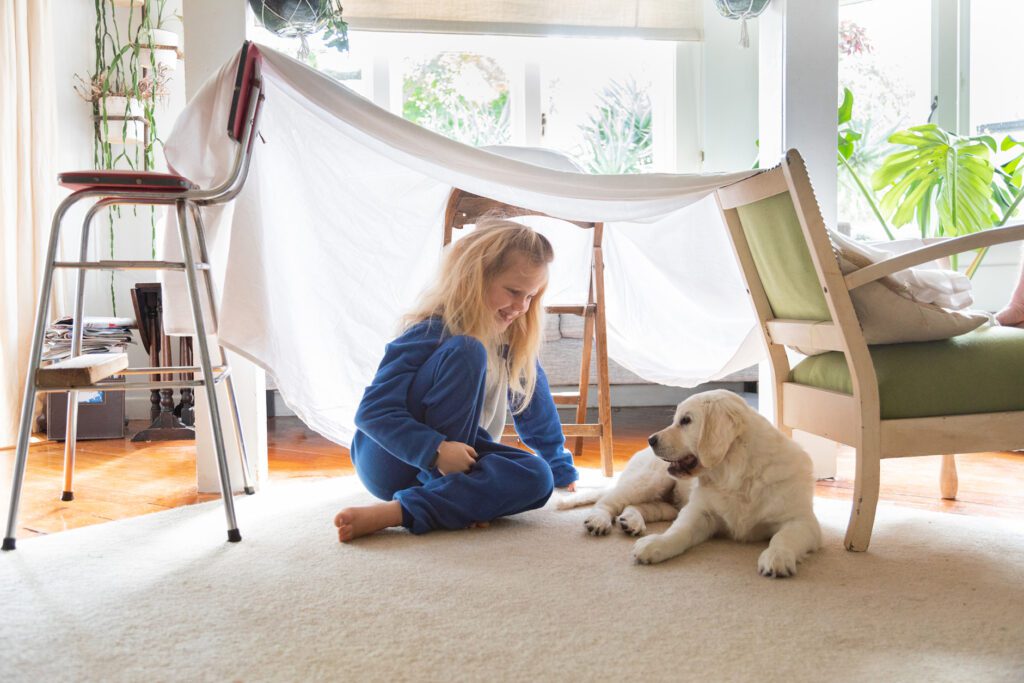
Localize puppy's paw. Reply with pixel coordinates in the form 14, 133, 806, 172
632, 535, 672, 565
617, 507, 646, 536
758, 546, 797, 578
583, 509, 614, 536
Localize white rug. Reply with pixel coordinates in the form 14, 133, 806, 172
2, 472, 1023, 682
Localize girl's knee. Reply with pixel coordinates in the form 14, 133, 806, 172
521, 455, 555, 503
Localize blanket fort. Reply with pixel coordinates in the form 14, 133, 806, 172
159, 45, 761, 447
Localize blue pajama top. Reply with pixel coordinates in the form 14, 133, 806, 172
353, 319, 579, 488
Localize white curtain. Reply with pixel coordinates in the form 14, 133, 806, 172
0, 1, 60, 448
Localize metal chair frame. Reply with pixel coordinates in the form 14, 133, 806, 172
2, 44, 266, 550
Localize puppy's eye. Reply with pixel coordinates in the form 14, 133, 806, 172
679, 415, 691, 427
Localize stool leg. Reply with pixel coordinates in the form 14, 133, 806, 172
593, 241, 613, 477
573, 309, 595, 459
189, 203, 255, 494
4, 198, 76, 550
176, 202, 241, 542
60, 210, 97, 502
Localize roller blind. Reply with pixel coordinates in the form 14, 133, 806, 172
341, 1, 704, 41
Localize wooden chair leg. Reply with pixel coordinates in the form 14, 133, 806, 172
940, 454, 958, 500
844, 443, 881, 552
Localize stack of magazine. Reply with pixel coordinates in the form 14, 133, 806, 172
42, 316, 135, 362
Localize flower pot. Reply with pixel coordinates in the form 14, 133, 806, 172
98, 118, 145, 145
97, 95, 143, 120
95, 96, 145, 145
138, 29, 180, 71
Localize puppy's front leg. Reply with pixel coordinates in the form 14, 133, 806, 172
618, 501, 679, 537
632, 504, 717, 565
757, 516, 822, 578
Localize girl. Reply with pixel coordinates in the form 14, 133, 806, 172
334, 219, 579, 541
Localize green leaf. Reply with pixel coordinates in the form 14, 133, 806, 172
873, 124, 1001, 238
838, 88, 854, 125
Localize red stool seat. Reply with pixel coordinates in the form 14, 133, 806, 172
58, 170, 197, 193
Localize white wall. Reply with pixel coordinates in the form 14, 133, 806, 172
52, 0, 186, 419
701, 0, 759, 173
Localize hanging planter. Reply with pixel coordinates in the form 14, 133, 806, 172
714, 0, 772, 48
137, 28, 180, 72
248, 0, 349, 59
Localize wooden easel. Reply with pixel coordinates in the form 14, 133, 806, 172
443, 189, 614, 476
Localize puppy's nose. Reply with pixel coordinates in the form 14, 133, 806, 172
648, 434, 658, 447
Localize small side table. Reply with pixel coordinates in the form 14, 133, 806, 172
130, 282, 195, 441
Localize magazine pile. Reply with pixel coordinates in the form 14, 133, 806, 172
43, 317, 135, 362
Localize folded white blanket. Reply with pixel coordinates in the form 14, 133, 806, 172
831, 231, 974, 311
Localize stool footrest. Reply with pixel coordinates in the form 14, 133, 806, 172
502, 423, 602, 438
35, 365, 229, 393
36, 352, 129, 389
545, 304, 596, 316
551, 391, 581, 406
53, 260, 210, 271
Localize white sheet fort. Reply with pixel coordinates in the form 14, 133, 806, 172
160, 45, 761, 447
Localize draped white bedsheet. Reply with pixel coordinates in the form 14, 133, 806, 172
160, 45, 762, 447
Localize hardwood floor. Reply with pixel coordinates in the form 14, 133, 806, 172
3, 407, 1022, 540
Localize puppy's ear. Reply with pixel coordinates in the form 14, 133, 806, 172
697, 396, 746, 465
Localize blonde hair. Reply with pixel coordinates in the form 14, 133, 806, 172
405, 217, 554, 413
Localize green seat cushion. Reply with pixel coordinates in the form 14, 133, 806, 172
789, 325, 1024, 419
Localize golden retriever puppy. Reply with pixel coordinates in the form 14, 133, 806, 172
558, 390, 821, 577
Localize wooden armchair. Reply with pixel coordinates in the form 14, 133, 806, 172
715, 149, 1024, 551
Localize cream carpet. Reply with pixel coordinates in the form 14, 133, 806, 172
2, 472, 1022, 682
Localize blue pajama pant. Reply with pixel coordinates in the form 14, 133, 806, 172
350, 335, 554, 534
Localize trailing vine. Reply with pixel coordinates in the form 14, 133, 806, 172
80, 0, 167, 313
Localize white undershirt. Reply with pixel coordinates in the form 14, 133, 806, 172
480, 362, 508, 442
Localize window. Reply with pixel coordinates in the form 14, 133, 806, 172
970, 1, 1024, 137
248, 21, 690, 173
837, 0, 932, 240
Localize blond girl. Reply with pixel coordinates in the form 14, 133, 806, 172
335, 219, 579, 540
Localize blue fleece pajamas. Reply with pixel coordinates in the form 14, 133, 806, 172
350, 320, 578, 534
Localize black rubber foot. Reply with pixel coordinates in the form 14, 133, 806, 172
244, 486, 255, 495
60, 491, 74, 502
2, 538, 15, 551
227, 528, 242, 543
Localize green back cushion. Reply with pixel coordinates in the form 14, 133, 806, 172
736, 193, 831, 321
790, 326, 1024, 419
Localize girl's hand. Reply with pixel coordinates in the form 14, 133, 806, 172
563, 481, 576, 492
436, 440, 478, 475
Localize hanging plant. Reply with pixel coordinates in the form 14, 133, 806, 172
248, 0, 349, 59
714, 0, 772, 48
73, 0, 172, 314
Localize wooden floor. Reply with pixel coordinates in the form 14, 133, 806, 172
3, 406, 1022, 540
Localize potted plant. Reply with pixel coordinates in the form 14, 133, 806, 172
74, 0, 176, 313
870, 124, 1023, 274
74, 63, 171, 145
137, 0, 181, 72
248, 0, 349, 59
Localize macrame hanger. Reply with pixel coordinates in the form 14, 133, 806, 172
733, 0, 757, 48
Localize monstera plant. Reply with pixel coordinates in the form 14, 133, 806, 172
871, 124, 1024, 272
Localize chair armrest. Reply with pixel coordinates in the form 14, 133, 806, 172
844, 222, 1024, 291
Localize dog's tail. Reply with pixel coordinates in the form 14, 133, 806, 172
555, 488, 604, 510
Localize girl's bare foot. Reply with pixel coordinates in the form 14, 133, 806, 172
996, 302, 1024, 327
334, 501, 403, 542
468, 521, 490, 529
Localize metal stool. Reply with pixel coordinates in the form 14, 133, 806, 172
2, 42, 265, 550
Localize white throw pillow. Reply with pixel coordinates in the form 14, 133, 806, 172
822, 231, 990, 350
